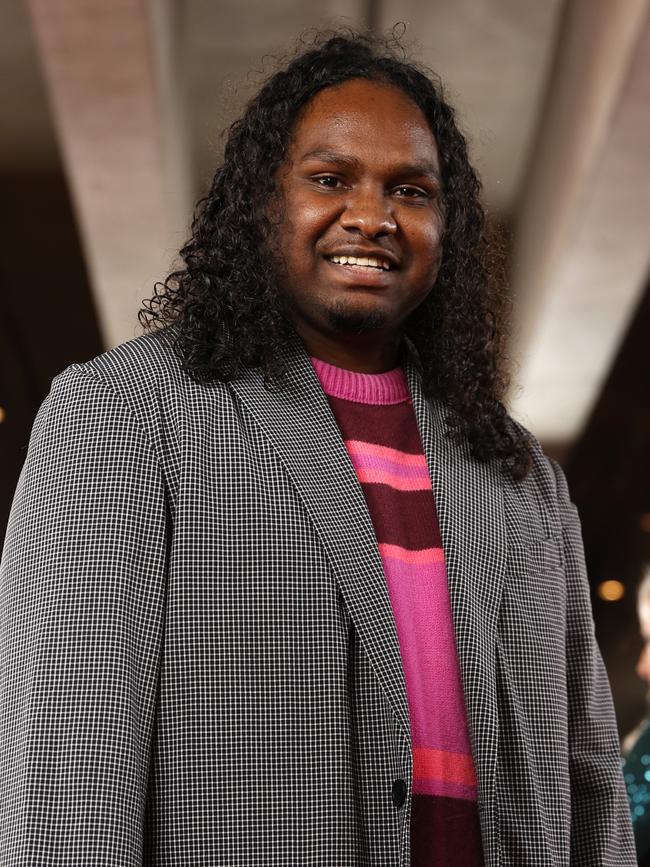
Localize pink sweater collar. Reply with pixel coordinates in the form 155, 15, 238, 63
310, 356, 410, 406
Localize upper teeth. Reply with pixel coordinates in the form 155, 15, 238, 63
330, 255, 391, 270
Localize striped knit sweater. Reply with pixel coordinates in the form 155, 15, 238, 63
311, 355, 484, 867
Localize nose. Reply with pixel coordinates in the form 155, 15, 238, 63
339, 186, 397, 238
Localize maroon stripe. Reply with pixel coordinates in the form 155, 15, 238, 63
327, 395, 424, 452
361, 484, 442, 549
410, 794, 484, 867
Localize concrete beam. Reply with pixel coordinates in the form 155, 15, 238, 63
510, 0, 650, 444
26, 0, 193, 349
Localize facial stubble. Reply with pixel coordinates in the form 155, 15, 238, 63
326, 297, 389, 334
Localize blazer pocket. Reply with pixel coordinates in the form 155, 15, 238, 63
497, 535, 570, 746
500, 535, 567, 653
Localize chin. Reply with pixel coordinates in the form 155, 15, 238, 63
326, 308, 389, 334
325, 298, 390, 334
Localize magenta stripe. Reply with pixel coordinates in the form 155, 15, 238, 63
346, 439, 427, 467
380, 557, 448, 583
381, 555, 472, 754
349, 451, 430, 480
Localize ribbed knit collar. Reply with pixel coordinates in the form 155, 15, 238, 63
310, 356, 410, 405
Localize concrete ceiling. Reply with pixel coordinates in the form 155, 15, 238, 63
3, 0, 650, 451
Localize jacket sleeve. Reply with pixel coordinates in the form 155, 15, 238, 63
548, 459, 636, 864
0, 366, 169, 866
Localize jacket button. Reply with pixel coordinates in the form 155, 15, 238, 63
392, 779, 407, 808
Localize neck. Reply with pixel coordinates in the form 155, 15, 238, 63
295, 327, 402, 374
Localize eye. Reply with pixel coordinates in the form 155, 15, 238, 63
393, 185, 429, 198
314, 175, 344, 189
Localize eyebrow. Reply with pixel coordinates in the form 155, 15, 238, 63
300, 149, 442, 184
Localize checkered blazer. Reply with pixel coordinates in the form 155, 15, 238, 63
0, 327, 635, 865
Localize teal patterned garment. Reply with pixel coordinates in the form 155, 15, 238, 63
623, 719, 650, 865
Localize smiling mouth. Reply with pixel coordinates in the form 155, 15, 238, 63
326, 254, 392, 271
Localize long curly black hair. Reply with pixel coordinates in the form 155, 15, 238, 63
140, 29, 532, 480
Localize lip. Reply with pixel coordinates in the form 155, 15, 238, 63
324, 247, 401, 270
323, 256, 395, 288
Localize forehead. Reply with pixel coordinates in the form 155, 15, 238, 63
288, 78, 439, 168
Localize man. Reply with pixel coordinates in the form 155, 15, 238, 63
0, 32, 635, 866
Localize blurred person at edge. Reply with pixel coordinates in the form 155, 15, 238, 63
622, 569, 650, 865
0, 30, 635, 867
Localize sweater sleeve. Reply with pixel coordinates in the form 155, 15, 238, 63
0, 366, 169, 866
547, 459, 636, 864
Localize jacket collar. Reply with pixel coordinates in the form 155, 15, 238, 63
228, 335, 410, 734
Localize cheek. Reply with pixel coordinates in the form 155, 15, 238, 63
425, 216, 445, 253
275, 210, 328, 285
405, 214, 444, 264
297, 205, 339, 252
283, 189, 337, 241
414, 232, 444, 283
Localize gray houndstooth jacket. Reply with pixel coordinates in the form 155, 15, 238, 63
0, 327, 635, 865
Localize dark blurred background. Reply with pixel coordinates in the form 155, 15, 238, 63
1, 0, 649, 738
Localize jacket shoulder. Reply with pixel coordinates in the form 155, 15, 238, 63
61, 327, 231, 419
44, 329, 233, 471
73, 327, 185, 401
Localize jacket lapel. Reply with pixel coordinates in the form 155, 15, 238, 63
228, 336, 506, 848
403, 344, 506, 853
228, 337, 411, 738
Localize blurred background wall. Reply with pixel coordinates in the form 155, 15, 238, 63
1, 0, 649, 738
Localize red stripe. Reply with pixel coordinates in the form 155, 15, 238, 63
378, 543, 445, 564
413, 747, 477, 787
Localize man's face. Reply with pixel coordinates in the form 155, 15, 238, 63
272, 78, 445, 371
